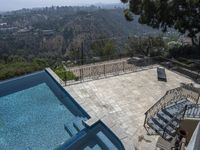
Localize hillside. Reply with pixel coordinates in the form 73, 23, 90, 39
0, 6, 175, 61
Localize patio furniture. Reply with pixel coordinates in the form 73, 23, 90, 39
157, 67, 167, 82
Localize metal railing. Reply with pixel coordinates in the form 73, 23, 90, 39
61, 57, 157, 86
58, 56, 200, 86
162, 104, 195, 139
144, 83, 200, 134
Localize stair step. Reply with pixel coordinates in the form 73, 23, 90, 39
166, 99, 191, 111
151, 118, 176, 137
96, 131, 118, 150
196, 107, 200, 116
187, 107, 195, 115
156, 113, 177, 129
147, 119, 173, 141
192, 107, 199, 117
73, 119, 85, 132
191, 108, 196, 116
155, 115, 177, 131
166, 107, 181, 116
78, 116, 88, 121
156, 113, 178, 129
162, 109, 174, 118
64, 123, 78, 137
157, 111, 174, 123
194, 107, 200, 115
185, 105, 200, 118
148, 119, 164, 133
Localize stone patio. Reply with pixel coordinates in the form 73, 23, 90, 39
47, 67, 196, 150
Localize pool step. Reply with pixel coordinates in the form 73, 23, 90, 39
92, 145, 102, 150
73, 119, 85, 132
64, 117, 87, 137
96, 131, 118, 150
64, 123, 78, 137
83, 146, 92, 150
83, 145, 102, 150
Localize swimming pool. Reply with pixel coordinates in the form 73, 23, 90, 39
0, 71, 89, 150
0, 70, 125, 150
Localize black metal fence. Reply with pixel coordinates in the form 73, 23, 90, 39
60, 57, 157, 86
58, 56, 200, 86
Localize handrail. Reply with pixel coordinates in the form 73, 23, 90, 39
162, 104, 197, 139
145, 87, 184, 122
144, 84, 200, 128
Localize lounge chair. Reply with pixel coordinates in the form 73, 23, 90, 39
157, 67, 167, 82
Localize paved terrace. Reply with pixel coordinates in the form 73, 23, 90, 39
47, 67, 196, 150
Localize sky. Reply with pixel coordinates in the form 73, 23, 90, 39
0, 0, 120, 11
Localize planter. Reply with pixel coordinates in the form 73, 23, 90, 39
179, 129, 187, 140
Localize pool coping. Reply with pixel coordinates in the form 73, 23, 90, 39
45, 68, 130, 149
45, 68, 90, 119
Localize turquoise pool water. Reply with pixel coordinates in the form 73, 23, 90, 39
0, 71, 125, 150
0, 71, 89, 150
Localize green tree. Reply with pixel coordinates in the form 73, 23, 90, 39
91, 40, 116, 59
121, 0, 200, 46
126, 36, 165, 56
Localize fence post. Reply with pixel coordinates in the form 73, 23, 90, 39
64, 71, 67, 86
182, 105, 188, 119
82, 68, 84, 82
79, 68, 81, 82
123, 61, 125, 72
104, 64, 106, 77
79, 68, 84, 82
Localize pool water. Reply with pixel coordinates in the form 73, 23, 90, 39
0, 71, 89, 150
0, 71, 125, 150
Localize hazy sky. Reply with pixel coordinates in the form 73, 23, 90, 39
0, 0, 120, 11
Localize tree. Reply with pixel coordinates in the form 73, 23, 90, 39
91, 40, 116, 59
121, 0, 200, 46
126, 36, 165, 56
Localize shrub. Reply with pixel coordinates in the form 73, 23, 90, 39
53, 65, 78, 81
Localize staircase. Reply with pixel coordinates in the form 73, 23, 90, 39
83, 131, 118, 150
147, 99, 194, 141
185, 104, 200, 118
64, 117, 87, 137
144, 84, 200, 141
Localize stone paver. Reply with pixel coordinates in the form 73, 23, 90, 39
62, 67, 196, 150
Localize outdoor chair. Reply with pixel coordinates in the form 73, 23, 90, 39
157, 67, 167, 82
